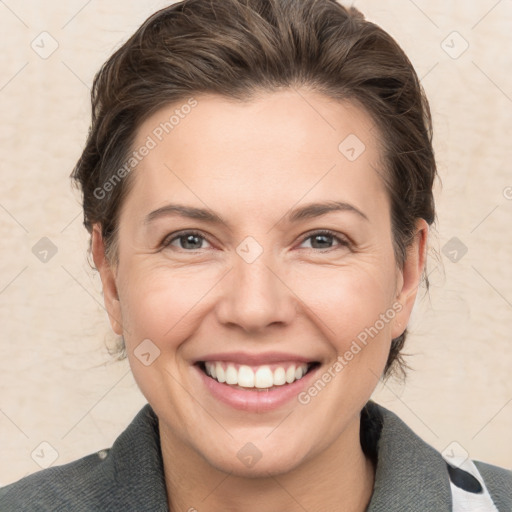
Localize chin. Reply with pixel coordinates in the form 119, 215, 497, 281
200, 440, 309, 479
214, 455, 304, 479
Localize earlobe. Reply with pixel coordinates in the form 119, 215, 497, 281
391, 219, 429, 339
91, 225, 123, 335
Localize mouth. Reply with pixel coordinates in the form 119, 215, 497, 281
196, 360, 321, 391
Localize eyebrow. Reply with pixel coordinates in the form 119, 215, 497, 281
286, 201, 368, 223
144, 200, 368, 228
144, 204, 226, 226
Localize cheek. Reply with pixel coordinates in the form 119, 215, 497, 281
116, 239, 399, 357
117, 262, 220, 347
291, 261, 398, 340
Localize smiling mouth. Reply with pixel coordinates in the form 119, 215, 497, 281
196, 361, 321, 390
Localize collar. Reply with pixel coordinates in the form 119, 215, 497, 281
362, 401, 452, 511
109, 401, 453, 511
109, 404, 169, 510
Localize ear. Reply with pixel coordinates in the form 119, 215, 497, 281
91, 224, 123, 335
391, 218, 429, 339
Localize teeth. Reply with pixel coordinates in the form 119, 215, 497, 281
286, 365, 296, 383
238, 365, 255, 387
225, 365, 237, 385
203, 362, 310, 389
254, 366, 273, 388
215, 364, 224, 382
273, 367, 286, 386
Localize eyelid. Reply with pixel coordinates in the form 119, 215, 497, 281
161, 230, 214, 250
297, 229, 351, 250
160, 229, 351, 251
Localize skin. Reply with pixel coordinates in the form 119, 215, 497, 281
92, 89, 428, 512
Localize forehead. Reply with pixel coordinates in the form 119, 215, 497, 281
126, 89, 387, 219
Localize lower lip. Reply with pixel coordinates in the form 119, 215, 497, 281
194, 364, 320, 412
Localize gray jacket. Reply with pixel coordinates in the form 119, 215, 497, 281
1, 401, 510, 511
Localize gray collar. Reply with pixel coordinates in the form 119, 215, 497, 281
109, 404, 169, 510
113, 402, 453, 511
365, 402, 452, 511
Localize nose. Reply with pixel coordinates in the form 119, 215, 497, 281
215, 252, 298, 333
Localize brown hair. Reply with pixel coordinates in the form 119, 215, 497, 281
72, 0, 437, 378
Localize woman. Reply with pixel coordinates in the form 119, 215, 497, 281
1, 0, 510, 510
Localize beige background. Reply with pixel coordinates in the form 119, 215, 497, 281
0, 0, 511, 485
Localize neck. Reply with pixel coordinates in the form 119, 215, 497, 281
160, 415, 375, 512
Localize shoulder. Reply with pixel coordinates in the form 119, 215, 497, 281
474, 458, 512, 484
0, 404, 168, 512
473, 460, 512, 511
364, 401, 511, 511
0, 449, 115, 511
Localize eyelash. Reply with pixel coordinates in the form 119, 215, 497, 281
160, 229, 351, 252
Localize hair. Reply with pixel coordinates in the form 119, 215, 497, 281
71, 0, 437, 378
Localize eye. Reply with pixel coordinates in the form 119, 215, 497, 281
160, 229, 350, 252
298, 230, 350, 251
161, 231, 212, 251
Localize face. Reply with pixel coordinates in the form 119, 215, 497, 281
93, 89, 426, 477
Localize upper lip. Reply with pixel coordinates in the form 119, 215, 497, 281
194, 351, 318, 365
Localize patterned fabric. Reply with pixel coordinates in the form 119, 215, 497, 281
0, 401, 510, 511
445, 457, 500, 511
